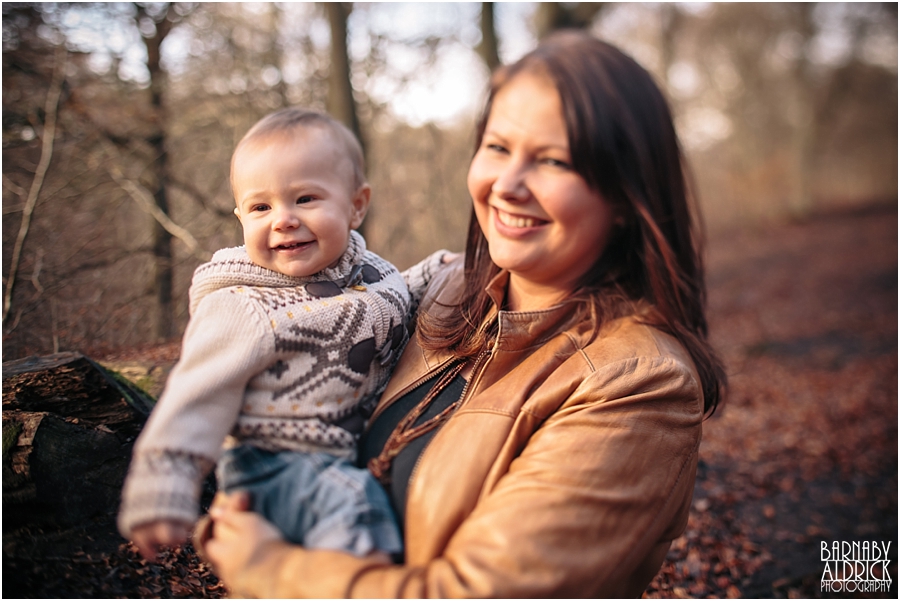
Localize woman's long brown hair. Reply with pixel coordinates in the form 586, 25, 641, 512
418, 31, 726, 415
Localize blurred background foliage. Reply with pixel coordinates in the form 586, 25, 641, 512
2, 2, 897, 360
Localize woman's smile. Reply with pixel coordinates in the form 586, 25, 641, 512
493, 206, 547, 232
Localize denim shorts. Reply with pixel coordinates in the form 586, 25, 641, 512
216, 445, 402, 556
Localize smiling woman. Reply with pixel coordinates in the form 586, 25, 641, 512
467, 70, 619, 312
200, 31, 726, 598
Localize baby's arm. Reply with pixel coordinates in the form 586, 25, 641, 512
401, 249, 458, 319
118, 291, 275, 553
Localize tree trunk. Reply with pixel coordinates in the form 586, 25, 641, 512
2, 352, 153, 527
478, 3, 501, 72
324, 2, 361, 143
535, 2, 606, 39
266, 3, 289, 108
137, 5, 176, 340
324, 2, 367, 238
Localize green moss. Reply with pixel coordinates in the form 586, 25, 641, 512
134, 376, 155, 395
89, 360, 157, 416
2, 422, 22, 458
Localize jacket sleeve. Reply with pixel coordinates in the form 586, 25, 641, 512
220, 354, 703, 598
118, 291, 275, 538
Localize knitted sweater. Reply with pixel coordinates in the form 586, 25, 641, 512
118, 231, 431, 537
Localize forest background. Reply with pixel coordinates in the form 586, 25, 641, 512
2, 3, 898, 598
3, 1, 896, 359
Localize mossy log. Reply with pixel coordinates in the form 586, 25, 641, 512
2, 352, 154, 528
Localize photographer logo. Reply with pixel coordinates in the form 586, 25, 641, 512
821, 541, 892, 593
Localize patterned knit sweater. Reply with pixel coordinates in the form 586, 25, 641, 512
118, 231, 441, 537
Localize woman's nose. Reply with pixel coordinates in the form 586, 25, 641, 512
491, 161, 529, 202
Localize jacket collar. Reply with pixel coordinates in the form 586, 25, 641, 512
377, 265, 583, 416
484, 270, 581, 352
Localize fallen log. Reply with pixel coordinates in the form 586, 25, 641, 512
2, 351, 155, 528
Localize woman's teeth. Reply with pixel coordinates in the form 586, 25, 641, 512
497, 210, 540, 228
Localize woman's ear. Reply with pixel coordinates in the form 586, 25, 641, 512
350, 184, 371, 230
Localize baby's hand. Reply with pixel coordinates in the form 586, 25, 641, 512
131, 519, 191, 561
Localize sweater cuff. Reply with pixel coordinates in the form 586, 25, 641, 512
118, 450, 214, 539
402, 249, 452, 318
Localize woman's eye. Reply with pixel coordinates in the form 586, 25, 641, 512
486, 143, 507, 154
542, 157, 572, 169
297, 195, 314, 204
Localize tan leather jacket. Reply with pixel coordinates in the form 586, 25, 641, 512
214, 260, 704, 598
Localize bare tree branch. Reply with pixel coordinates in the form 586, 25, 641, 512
29, 248, 44, 296
4, 46, 66, 325
3, 174, 28, 203
99, 139, 212, 261
168, 175, 234, 218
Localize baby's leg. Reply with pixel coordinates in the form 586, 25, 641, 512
217, 447, 402, 557
286, 452, 403, 557
215, 445, 312, 544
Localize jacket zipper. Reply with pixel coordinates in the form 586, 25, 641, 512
366, 356, 458, 427
405, 345, 493, 503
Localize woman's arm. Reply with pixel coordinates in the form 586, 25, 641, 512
202, 355, 703, 598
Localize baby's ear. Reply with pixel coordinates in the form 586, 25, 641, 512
233, 207, 241, 219
350, 184, 371, 229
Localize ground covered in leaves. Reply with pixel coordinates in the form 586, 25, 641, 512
646, 204, 897, 599
3, 204, 896, 598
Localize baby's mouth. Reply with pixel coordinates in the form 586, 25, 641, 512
274, 241, 313, 251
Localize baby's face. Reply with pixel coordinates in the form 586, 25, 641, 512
232, 127, 369, 278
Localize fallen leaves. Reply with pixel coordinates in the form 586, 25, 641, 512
645, 206, 897, 598
3, 520, 226, 599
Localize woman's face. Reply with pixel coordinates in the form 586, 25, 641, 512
467, 70, 618, 310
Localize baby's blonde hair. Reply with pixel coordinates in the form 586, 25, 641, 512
230, 108, 366, 194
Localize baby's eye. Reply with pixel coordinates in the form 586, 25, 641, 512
297, 195, 315, 204
251, 204, 270, 212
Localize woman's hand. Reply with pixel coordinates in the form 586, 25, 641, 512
203, 492, 287, 598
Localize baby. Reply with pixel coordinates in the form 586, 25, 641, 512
118, 108, 412, 561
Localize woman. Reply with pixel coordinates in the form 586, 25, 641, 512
200, 31, 726, 598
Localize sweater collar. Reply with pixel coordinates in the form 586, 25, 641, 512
189, 230, 366, 314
